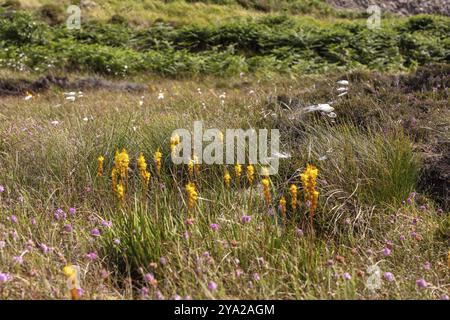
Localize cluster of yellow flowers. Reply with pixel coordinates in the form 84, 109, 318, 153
300, 164, 319, 222
261, 177, 271, 207
97, 155, 105, 177
289, 184, 298, 212
279, 196, 287, 218
137, 153, 151, 188
111, 149, 130, 202
223, 169, 231, 188
234, 164, 242, 181
170, 134, 180, 157
185, 182, 198, 212
153, 149, 162, 178
247, 164, 255, 185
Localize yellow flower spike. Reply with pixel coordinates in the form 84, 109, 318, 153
279, 196, 287, 217
300, 164, 319, 227
153, 149, 162, 177
247, 164, 255, 186
114, 149, 129, 179
185, 182, 198, 211
170, 134, 180, 157
223, 170, 231, 188
261, 177, 271, 207
137, 153, 147, 173
97, 155, 105, 177
111, 168, 118, 193
289, 184, 298, 211
116, 182, 125, 202
188, 159, 194, 179
234, 164, 242, 181
142, 170, 151, 186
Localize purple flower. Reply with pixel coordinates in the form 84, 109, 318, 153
101, 220, 112, 228
113, 238, 120, 245
172, 294, 182, 300
419, 205, 427, 211
416, 278, 428, 289
39, 243, 50, 253
208, 280, 218, 292
144, 273, 155, 283
383, 272, 395, 282
159, 257, 167, 266
253, 273, 260, 282
0, 185, 4, 193
64, 224, 73, 233
54, 208, 66, 220
383, 247, 391, 256
31, 218, 37, 226
236, 268, 243, 277
305, 200, 311, 208
437, 208, 443, 215
412, 218, 418, 225
423, 262, 431, 270
0, 240, 5, 249
10, 215, 18, 224
183, 231, 190, 240
0, 272, 10, 283
295, 228, 304, 237
77, 288, 84, 297
91, 228, 101, 237
69, 207, 76, 215
86, 252, 98, 261
241, 215, 251, 224
343, 272, 352, 280
140, 287, 149, 298
399, 234, 405, 242
441, 295, 449, 300
344, 218, 351, 225
13, 255, 23, 265
210, 223, 219, 231
185, 218, 195, 226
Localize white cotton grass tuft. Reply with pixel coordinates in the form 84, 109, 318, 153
337, 80, 349, 86
304, 103, 334, 113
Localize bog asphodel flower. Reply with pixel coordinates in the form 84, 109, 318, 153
185, 182, 198, 211
170, 134, 180, 157
137, 153, 147, 173
111, 167, 118, 192
97, 155, 105, 177
279, 196, 287, 218
300, 164, 318, 201
300, 164, 319, 223
290, 184, 298, 211
114, 149, 129, 179
261, 177, 271, 207
188, 159, 194, 178
247, 164, 255, 185
137, 153, 151, 187
116, 182, 125, 202
224, 170, 231, 188
154, 149, 162, 177
235, 164, 242, 181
